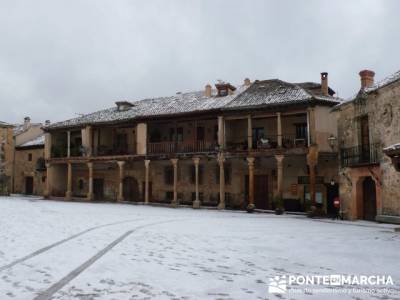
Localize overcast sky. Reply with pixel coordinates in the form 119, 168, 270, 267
0, 0, 399, 124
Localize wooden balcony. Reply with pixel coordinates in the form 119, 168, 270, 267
148, 141, 218, 155
226, 135, 308, 152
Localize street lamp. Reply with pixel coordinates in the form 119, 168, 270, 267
328, 135, 337, 149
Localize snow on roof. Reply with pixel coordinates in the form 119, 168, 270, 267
224, 80, 341, 109
365, 70, 400, 93
17, 134, 45, 148
383, 143, 400, 152
0, 121, 13, 127
13, 123, 42, 136
335, 69, 400, 110
46, 80, 342, 130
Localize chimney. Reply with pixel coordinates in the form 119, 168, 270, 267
23, 116, 31, 130
205, 84, 212, 97
45, 120, 51, 126
359, 69, 375, 89
244, 78, 251, 86
320, 72, 329, 96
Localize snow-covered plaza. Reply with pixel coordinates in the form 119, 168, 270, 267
0, 196, 399, 300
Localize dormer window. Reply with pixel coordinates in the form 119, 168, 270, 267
215, 82, 236, 97
115, 101, 134, 112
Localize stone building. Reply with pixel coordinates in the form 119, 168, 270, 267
43, 74, 341, 212
0, 121, 14, 194
335, 70, 400, 223
0, 117, 47, 196
14, 135, 46, 195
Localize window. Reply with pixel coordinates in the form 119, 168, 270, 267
252, 127, 265, 148
42, 176, 46, 183
196, 127, 205, 141
213, 125, 218, 142
78, 179, 84, 190
164, 166, 174, 185
169, 128, 175, 142
218, 88, 228, 97
149, 128, 161, 143
28, 153, 32, 161
295, 123, 308, 139
190, 165, 204, 184
176, 127, 183, 142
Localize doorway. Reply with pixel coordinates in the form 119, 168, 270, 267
123, 176, 140, 202
25, 176, 34, 195
363, 177, 377, 221
326, 183, 339, 215
245, 175, 269, 209
93, 178, 104, 200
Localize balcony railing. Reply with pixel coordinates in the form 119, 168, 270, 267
94, 145, 136, 156
51, 145, 84, 158
148, 141, 218, 154
340, 143, 380, 167
226, 135, 308, 151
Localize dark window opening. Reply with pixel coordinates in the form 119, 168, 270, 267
197, 126, 205, 141
295, 123, 308, 140
164, 166, 174, 185
149, 128, 161, 143
28, 153, 32, 161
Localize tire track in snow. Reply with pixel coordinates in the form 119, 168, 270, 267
0, 218, 144, 272
34, 219, 184, 300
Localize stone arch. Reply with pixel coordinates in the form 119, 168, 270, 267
350, 166, 381, 220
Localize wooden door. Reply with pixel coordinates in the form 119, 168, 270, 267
93, 178, 104, 201
123, 176, 139, 202
326, 183, 339, 215
363, 177, 377, 221
25, 176, 34, 195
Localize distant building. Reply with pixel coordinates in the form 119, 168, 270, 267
0, 121, 14, 194
0, 117, 47, 196
335, 70, 400, 223
43, 73, 342, 213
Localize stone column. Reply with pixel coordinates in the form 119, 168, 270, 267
247, 157, 255, 212
193, 157, 201, 209
247, 115, 253, 150
117, 161, 125, 202
67, 131, 71, 157
171, 158, 178, 207
44, 163, 52, 198
144, 159, 150, 204
275, 155, 284, 198
307, 145, 319, 207
217, 153, 225, 209
66, 163, 72, 200
86, 126, 93, 157
87, 162, 94, 200
277, 112, 282, 147
217, 116, 225, 150
307, 108, 316, 145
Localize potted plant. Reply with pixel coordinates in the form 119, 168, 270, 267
274, 196, 284, 215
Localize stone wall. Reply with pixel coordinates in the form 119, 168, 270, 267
337, 80, 400, 218
14, 147, 46, 195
